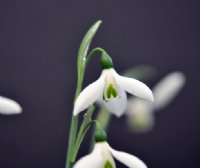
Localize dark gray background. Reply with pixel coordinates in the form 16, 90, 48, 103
0, 0, 199, 168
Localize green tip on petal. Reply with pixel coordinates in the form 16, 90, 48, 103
104, 160, 113, 168
100, 51, 113, 69
106, 84, 118, 99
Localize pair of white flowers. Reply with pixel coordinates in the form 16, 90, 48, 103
0, 95, 22, 115
73, 64, 186, 167
73, 67, 154, 168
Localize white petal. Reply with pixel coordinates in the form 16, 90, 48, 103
126, 98, 154, 132
73, 145, 103, 168
112, 69, 154, 102
107, 143, 147, 168
73, 72, 105, 116
96, 142, 116, 168
103, 89, 127, 117
0, 96, 22, 115
126, 98, 154, 115
127, 113, 155, 133
153, 72, 186, 111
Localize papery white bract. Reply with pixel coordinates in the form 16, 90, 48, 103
0, 96, 22, 115
73, 68, 153, 117
126, 71, 186, 132
73, 141, 147, 168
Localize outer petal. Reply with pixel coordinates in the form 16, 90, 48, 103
0, 96, 22, 115
112, 69, 154, 102
126, 98, 154, 115
103, 89, 127, 117
73, 146, 103, 168
153, 72, 186, 111
73, 73, 105, 116
126, 98, 154, 132
106, 143, 147, 168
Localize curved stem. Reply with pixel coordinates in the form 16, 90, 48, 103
89, 108, 111, 149
84, 47, 108, 69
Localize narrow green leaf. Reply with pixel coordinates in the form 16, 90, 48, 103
77, 20, 102, 76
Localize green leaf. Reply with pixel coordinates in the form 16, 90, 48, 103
77, 20, 102, 77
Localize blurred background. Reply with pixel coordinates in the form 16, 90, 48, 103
0, 0, 199, 167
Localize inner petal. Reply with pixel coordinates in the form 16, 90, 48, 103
103, 69, 119, 101
106, 84, 118, 99
99, 142, 116, 168
103, 89, 127, 117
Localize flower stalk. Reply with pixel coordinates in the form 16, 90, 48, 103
66, 20, 102, 168
71, 105, 95, 163
66, 20, 154, 168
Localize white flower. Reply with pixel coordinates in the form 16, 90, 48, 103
73, 68, 153, 117
126, 72, 186, 132
73, 141, 147, 168
127, 98, 154, 132
0, 95, 22, 115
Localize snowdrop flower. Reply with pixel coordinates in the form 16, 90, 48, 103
126, 72, 186, 132
73, 52, 154, 117
74, 142, 147, 168
0, 95, 22, 115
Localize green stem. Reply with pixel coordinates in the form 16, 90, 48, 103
66, 116, 78, 168
66, 78, 82, 168
96, 107, 112, 130
89, 107, 111, 150
65, 48, 103, 168
66, 21, 102, 168
85, 47, 113, 69
71, 106, 95, 162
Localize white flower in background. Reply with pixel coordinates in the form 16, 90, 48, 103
0, 96, 22, 115
73, 68, 154, 117
126, 72, 186, 132
74, 141, 147, 168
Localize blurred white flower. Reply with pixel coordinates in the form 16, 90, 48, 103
74, 141, 147, 168
73, 68, 153, 117
0, 96, 22, 115
126, 71, 186, 132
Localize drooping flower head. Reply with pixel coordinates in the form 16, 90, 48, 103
74, 141, 147, 168
74, 123, 147, 168
73, 51, 154, 117
126, 71, 186, 132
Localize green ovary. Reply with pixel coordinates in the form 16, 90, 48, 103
104, 160, 113, 168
